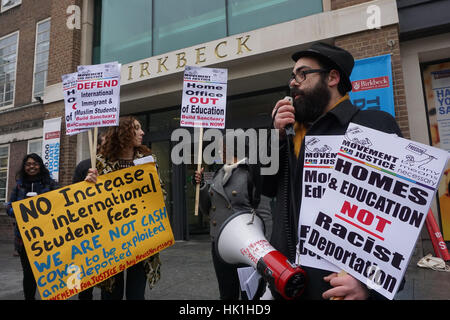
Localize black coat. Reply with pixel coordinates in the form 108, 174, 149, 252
262, 99, 403, 300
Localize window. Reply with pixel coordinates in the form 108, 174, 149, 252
227, 0, 323, 35
33, 19, 51, 100
28, 138, 43, 158
93, 0, 152, 65
0, 145, 9, 202
153, 0, 226, 55
93, 0, 323, 64
0, 32, 18, 108
1, 0, 21, 13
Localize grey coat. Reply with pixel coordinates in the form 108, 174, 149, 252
199, 165, 273, 242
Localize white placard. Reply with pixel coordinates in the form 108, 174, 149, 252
296, 136, 341, 272
303, 123, 449, 299
180, 66, 227, 129
62, 72, 86, 136
75, 62, 121, 129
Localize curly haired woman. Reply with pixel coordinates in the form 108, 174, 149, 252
85, 116, 163, 300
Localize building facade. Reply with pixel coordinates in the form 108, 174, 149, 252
0, 0, 449, 242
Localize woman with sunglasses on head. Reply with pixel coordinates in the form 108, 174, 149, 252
85, 116, 164, 300
7, 153, 58, 300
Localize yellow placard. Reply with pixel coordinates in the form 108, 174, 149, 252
12, 163, 174, 300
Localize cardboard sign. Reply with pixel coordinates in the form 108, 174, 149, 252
75, 62, 121, 129
296, 136, 340, 272
180, 66, 227, 129
12, 163, 174, 300
42, 117, 61, 182
303, 124, 449, 299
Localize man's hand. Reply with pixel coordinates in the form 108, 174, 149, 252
272, 98, 295, 138
194, 167, 204, 184
322, 272, 369, 300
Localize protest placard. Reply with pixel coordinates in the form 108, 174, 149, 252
180, 66, 228, 216
62, 72, 86, 136
75, 62, 121, 129
180, 65, 227, 129
11, 162, 174, 300
296, 136, 340, 272
303, 123, 449, 299
42, 117, 61, 182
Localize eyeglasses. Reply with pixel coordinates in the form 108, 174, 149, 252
25, 162, 39, 167
289, 68, 328, 85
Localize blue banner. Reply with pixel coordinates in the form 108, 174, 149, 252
349, 54, 395, 117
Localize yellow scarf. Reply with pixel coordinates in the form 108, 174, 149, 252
293, 94, 350, 158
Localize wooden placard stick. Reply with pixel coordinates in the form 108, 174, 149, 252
194, 127, 204, 216
87, 127, 98, 169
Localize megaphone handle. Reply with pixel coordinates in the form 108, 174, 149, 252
329, 270, 347, 300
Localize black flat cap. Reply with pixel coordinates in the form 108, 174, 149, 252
291, 42, 354, 92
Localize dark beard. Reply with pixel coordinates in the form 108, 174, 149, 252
290, 79, 331, 124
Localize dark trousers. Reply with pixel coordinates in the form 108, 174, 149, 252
100, 262, 147, 300
78, 286, 94, 300
18, 245, 36, 300
211, 242, 248, 300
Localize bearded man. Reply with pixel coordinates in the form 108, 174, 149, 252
262, 42, 403, 300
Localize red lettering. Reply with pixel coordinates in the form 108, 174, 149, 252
340, 200, 358, 218
374, 215, 391, 233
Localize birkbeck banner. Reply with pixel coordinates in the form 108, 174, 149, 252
350, 54, 395, 118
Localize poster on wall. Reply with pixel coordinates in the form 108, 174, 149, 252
42, 117, 61, 182
422, 61, 450, 241
350, 54, 395, 118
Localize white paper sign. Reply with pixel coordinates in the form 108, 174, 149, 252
133, 155, 155, 166
42, 117, 61, 182
180, 66, 227, 129
303, 123, 449, 299
296, 136, 341, 272
76, 62, 121, 129
62, 72, 86, 136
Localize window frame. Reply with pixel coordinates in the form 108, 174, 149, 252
0, 0, 22, 13
27, 138, 43, 158
0, 30, 19, 110
0, 144, 10, 204
32, 17, 51, 101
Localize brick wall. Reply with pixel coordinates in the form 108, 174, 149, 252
332, 8, 411, 138
0, 1, 83, 239
45, 0, 83, 188
0, 0, 52, 108
47, 0, 83, 85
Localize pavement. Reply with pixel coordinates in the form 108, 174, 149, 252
0, 234, 449, 301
